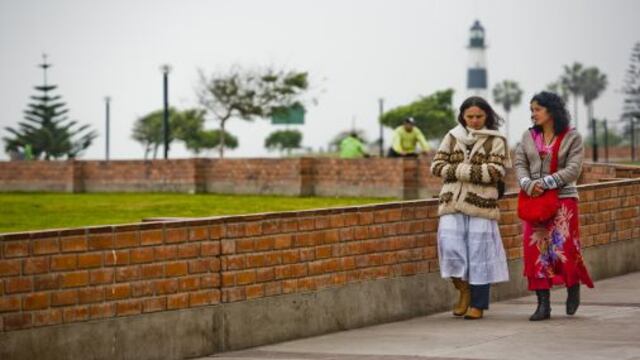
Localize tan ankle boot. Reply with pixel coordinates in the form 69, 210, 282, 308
452, 278, 470, 316
464, 307, 484, 320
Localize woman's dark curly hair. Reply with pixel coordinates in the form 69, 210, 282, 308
457, 96, 503, 130
530, 91, 571, 134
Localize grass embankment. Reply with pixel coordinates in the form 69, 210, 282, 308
0, 193, 394, 234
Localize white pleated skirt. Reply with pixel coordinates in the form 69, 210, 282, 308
437, 213, 509, 285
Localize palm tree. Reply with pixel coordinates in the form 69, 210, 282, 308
560, 62, 584, 131
492, 80, 523, 146
546, 81, 570, 103
581, 67, 608, 132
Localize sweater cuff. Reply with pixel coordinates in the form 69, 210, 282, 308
542, 175, 559, 189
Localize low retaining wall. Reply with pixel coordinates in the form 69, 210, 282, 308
1, 178, 639, 359
3, 158, 636, 200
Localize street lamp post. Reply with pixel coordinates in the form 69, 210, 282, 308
591, 117, 598, 163
161, 64, 171, 160
378, 98, 384, 157
105, 96, 111, 161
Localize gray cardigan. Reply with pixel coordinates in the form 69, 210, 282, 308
514, 128, 583, 199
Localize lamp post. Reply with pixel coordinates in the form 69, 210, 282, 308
591, 117, 598, 163
105, 96, 111, 161
603, 119, 609, 163
378, 98, 384, 157
160, 64, 172, 160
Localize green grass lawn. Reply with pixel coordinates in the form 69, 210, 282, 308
0, 193, 394, 234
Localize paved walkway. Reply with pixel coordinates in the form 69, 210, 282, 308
202, 272, 640, 360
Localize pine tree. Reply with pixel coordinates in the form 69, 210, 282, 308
3, 55, 96, 160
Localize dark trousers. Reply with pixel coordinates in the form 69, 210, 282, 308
470, 284, 490, 310
387, 148, 418, 158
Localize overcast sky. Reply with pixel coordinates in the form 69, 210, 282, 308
1, 0, 639, 160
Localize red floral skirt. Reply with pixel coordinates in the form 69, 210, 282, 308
523, 198, 594, 291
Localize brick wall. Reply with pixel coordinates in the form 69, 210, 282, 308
0, 158, 638, 199
584, 146, 639, 161
0, 161, 74, 192
311, 158, 405, 198
1, 178, 639, 333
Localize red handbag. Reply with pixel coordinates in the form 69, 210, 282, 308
517, 130, 568, 223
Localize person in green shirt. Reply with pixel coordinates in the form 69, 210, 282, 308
339, 132, 369, 158
388, 117, 431, 157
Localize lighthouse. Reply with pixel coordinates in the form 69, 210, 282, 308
467, 20, 488, 98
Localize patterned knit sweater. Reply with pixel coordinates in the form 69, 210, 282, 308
430, 125, 510, 221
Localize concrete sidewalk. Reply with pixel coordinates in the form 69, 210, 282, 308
204, 272, 640, 360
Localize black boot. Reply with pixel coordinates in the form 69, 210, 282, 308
529, 290, 551, 321
566, 284, 580, 315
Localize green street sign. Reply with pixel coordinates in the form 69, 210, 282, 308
271, 104, 305, 125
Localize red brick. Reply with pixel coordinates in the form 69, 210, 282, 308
5, 277, 32, 294
265, 281, 282, 296
188, 259, 209, 274
51, 254, 77, 271
77, 252, 103, 269
256, 268, 275, 282
281, 279, 297, 294
315, 216, 330, 229
61, 271, 89, 288
236, 239, 255, 253
104, 250, 129, 266
22, 292, 50, 310
4, 241, 29, 258
140, 229, 163, 246
167, 293, 189, 310
116, 300, 142, 316
201, 241, 220, 256
177, 243, 199, 259
281, 250, 300, 264
3, 313, 32, 330
200, 274, 220, 288
262, 220, 280, 234
209, 225, 223, 240
166, 227, 188, 243
0, 295, 20, 313
246, 254, 265, 268
274, 235, 292, 249
245, 223, 262, 237
88, 233, 113, 250
63, 306, 89, 322
131, 281, 154, 297
165, 262, 188, 277
221, 272, 235, 287
32, 238, 59, 255
105, 284, 131, 300
189, 226, 209, 241
115, 231, 139, 248
298, 218, 314, 231
52, 289, 78, 306
33, 309, 63, 327
90, 268, 114, 285
189, 290, 219, 306
316, 246, 332, 259
78, 287, 105, 304
236, 270, 256, 285
222, 287, 245, 302
208, 258, 221, 272
130, 247, 154, 264
116, 266, 141, 282
90, 303, 115, 319
141, 263, 164, 279
154, 245, 177, 261
60, 236, 87, 253
225, 223, 246, 238
255, 237, 274, 251
0, 259, 21, 276
154, 279, 178, 295
221, 240, 235, 254
143, 297, 167, 313
179, 276, 201, 291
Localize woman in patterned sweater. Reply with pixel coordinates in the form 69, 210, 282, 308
430, 96, 511, 319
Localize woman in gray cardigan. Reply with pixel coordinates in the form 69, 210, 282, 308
514, 91, 594, 321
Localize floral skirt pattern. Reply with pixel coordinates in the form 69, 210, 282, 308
523, 198, 594, 290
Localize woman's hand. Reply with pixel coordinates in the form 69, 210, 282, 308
531, 182, 545, 197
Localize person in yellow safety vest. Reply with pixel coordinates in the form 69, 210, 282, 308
388, 117, 431, 157
339, 132, 369, 158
